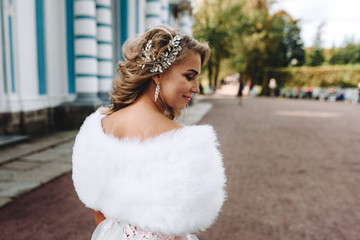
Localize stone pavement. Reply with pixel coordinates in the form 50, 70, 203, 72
0, 100, 213, 209
0, 131, 77, 207
196, 94, 360, 240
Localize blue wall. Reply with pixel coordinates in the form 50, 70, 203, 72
66, 0, 75, 94
119, 0, 128, 60
8, 16, 15, 93
35, 0, 47, 95
0, 0, 8, 93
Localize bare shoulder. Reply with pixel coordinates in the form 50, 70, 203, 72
102, 108, 183, 140
147, 114, 184, 137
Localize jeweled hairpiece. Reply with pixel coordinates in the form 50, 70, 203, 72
139, 35, 182, 73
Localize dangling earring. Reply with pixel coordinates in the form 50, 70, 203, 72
154, 82, 160, 102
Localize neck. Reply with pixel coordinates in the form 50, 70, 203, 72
135, 82, 167, 114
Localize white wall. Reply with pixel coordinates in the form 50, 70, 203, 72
161, 0, 169, 24
138, 0, 146, 34
1, 0, 75, 113
44, 0, 71, 107
128, 0, 136, 38
15, 0, 40, 111
145, 0, 162, 29
0, 0, 22, 113
128, 0, 147, 37
0, 4, 6, 112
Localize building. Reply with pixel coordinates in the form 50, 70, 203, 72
0, 0, 194, 139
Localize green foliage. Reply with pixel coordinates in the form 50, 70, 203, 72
194, 0, 306, 89
329, 43, 360, 65
266, 65, 360, 88
282, 22, 305, 66
242, 8, 305, 86
193, 0, 240, 90
307, 23, 325, 66
263, 14, 305, 68
308, 48, 325, 66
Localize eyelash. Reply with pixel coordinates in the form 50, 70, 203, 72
186, 75, 195, 81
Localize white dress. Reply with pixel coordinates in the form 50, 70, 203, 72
91, 219, 199, 240
72, 109, 226, 240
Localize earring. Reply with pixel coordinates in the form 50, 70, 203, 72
154, 82, 160, 102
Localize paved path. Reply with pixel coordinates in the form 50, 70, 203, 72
197, 94, 360, 240
1, 88, 360, 239
0, 131, 76, 207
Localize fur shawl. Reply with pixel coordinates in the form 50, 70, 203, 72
72, 109, 226, 236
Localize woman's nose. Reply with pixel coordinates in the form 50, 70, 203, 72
191, 81, 200, 93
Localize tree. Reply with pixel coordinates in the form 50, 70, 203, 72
231, 1, 305, 84
193, 0, 234, 91
282, 20, 305, 66
329, 42, 360, 65
308, 23, 325, 66
265, 11, 305, 67
193, 0, 306, 90
229, 0, 269, 85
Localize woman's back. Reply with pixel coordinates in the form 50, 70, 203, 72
101, 97, 183, 141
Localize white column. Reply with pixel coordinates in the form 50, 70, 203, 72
179, 4, 192, 36
2, 0, 23, 112
161, 0, 169, 25
128, 0, 136, 37
74, 0, 101, 104
96, 0, 113, 101
138, 0, 146, 34
145, 0, 161, 30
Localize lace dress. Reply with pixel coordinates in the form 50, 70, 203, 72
91, 219, 199, 240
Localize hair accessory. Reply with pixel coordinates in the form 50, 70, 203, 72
140, 35, 183, 73
154, 82, 160, 102
139, 40, 154, 69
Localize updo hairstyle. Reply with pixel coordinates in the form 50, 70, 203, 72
104, 25, 210, 120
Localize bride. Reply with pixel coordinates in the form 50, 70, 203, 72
72, 25, 226, 240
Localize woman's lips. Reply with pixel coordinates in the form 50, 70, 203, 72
183, 95, 191, 101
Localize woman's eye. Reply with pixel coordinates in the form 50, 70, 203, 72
186, 75, 195, 80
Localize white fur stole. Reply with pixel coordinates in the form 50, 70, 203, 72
72, 110, 226, 236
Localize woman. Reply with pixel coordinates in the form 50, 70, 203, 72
237, 79, 244, 106
72, 25, 226, 240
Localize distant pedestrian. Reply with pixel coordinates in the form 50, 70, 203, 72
305, 87, 312, 99
237, 79, 244, 105
269, 78, 277, 98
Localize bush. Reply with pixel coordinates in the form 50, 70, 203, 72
329, 44, 360, 65
264, 65, 360, 90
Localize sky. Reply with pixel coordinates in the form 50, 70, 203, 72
270, 0, 360, 48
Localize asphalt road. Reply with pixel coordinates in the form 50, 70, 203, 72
1, 95, 360, 240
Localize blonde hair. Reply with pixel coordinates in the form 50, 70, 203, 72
103, 25, 211, 120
